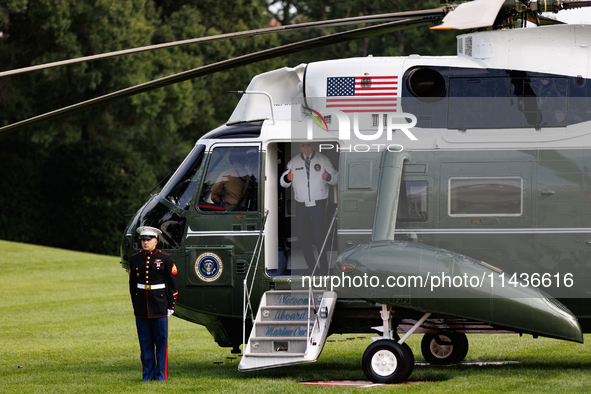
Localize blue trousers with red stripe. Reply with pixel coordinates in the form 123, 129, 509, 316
135, 316, 168, 381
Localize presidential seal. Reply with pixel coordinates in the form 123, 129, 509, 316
194, 252, 223, 282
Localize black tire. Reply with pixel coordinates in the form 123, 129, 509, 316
362, 340, 414, 384
421, 332, 469, 365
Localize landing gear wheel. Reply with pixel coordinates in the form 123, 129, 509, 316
362, 340, 414, 384
421, 332, 468, 365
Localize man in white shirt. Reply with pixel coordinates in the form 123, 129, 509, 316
280, 142, 338, 272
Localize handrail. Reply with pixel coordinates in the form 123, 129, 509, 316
305, 208, 338, 354
310, 208, 338, 278
247, 209, 269, 303
230, 90, 276, 124
307, 287, 313, 349
242, 209, 269, 352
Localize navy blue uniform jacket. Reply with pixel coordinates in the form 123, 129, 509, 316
129, 249, 179, 318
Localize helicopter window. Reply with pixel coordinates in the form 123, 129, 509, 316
448, 75, 568, 129
397, 180, 428, 222
160, 144, 206, 210
134, 199, 186, 249
449, 177, 522, 216
198, 146, 259, 212
406, 68, 447, 102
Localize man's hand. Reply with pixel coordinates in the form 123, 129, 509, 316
287, 169, 293, 182
322, 169, 329, 180
168, 309, 174, 317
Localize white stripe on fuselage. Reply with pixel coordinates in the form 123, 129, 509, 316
186, 230, 260, 237
338, 228, 591, 235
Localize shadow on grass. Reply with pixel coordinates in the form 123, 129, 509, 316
166, 355, 591, 384
12, 355, 590, 391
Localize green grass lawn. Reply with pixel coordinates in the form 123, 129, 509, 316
1, 239, 591, 393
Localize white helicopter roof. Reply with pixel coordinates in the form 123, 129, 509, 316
228, 24, 591, 127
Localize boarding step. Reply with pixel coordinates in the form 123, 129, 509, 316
259, 306, 315, 322
255, 321, 311, 336
239, 290, 337, 371
248, 335, 308, 356
263, 290, 324, 306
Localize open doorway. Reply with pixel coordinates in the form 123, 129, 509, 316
265, 141, 339, 277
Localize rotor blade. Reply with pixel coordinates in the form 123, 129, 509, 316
431, 0, 506, 30
0, 18, 436, 135
0, 7, 448, 78
560, 1, 591, 10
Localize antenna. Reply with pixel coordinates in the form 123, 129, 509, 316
229, 91, 276, 124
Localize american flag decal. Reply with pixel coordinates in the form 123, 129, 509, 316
326, 76, 398, 113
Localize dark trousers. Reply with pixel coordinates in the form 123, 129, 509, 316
295, 201, 327, 271
135, 316, 169, 381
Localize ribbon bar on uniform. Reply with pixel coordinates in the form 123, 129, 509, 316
137, 283, 166, 290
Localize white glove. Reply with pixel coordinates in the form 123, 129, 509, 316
168, 309, 174, 316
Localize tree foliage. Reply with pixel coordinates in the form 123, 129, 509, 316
0, 0, 282, 167
0, 0, 282, 254
0, 0, 458, 255
41, 141, 156, 255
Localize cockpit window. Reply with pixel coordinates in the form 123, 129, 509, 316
198, 146, 259, 212
160, 144, 206, 210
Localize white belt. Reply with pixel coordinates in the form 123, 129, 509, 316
137, 283, 166, 290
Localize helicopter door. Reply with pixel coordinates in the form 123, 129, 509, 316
266, 141, 339, 277
184, 144, 261, 292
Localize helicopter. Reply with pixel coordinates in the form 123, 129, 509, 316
3, 0, 591, 384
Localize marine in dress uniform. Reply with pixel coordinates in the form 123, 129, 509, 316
280, 143, 338, 272
129, 226, 179, 381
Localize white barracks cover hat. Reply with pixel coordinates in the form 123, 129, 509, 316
136, 226, 162, 239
